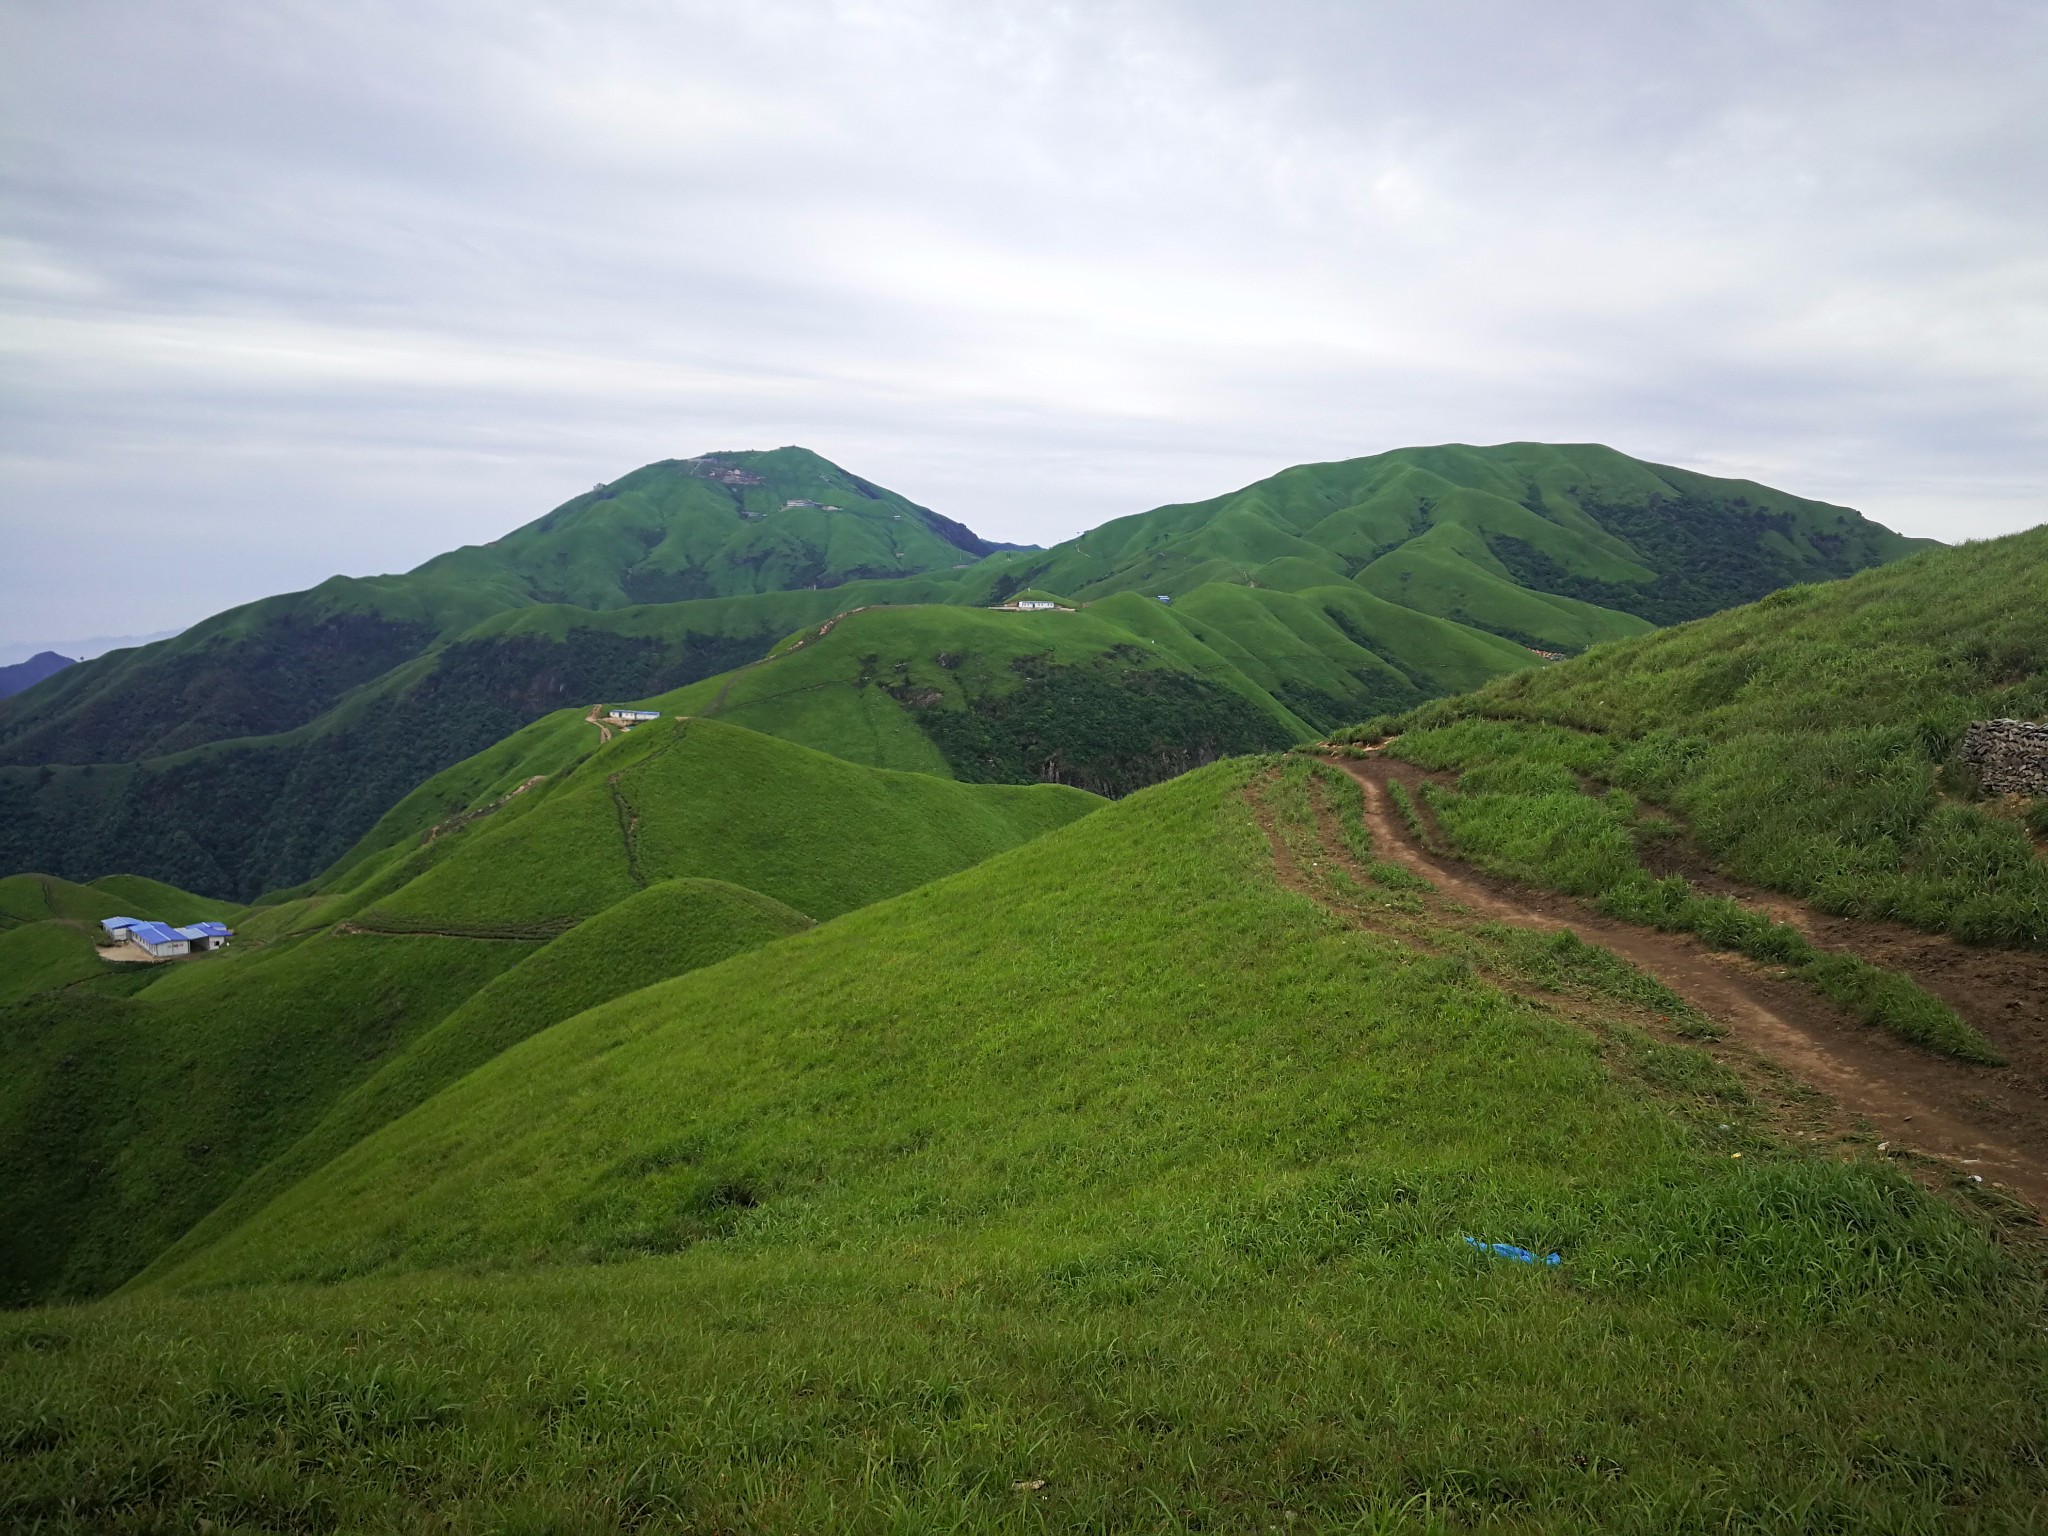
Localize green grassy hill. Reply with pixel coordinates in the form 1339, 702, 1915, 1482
1350, 525, 2048, 948
0, 872, 241, 1007
0, 443, 1928, 899
362, 716, 1098, 928
0, 449, 1007, 770
1012, 442, 1930, 643
8, 757, 2039, 1530
0, 723, 1097, 1305
0, 871, 229, 930
661, 598, 1314, 792
135, 877, 813, 1290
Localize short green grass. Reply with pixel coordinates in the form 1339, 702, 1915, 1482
84, 875, 240, 925
0, 870, 247, 1008
137, 878, 812, 1289
0, 930, 535, 1305
0, 922, 109, 1007
0, 871, 223, 930
2, 722, 1098, 1307
9, 760, 2044, 1532
369, 717, 1100, 927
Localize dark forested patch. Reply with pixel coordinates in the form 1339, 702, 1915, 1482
620, 565, 722, 604
911, 652, 1295, 797
0, 613, 439, 767
1488, 494, 1839, 626
0, 626, 780, 899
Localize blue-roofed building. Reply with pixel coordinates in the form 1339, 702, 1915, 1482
176, 921, 234, 951
99, 915, 143, 939
126, 921, 190, 959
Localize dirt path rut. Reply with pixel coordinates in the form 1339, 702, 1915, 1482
1326, 753, 2048, 1211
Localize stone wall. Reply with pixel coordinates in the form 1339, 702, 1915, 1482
1961, 718, 2048, 797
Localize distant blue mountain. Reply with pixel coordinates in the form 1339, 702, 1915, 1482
0, 651, 75, 700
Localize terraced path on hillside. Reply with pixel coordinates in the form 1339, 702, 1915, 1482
1271, 755, 2048, 1213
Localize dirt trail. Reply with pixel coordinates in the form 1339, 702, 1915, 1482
1325, 753, 2048, 1211
420, 775, 547, 846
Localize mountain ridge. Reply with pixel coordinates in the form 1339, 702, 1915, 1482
0, 442, 1933, 897
0, 651, 75, 701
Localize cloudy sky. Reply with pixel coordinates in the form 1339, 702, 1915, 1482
4, 0, 2046, 644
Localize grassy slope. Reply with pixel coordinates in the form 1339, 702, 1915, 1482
0, 871, 225, 929
311, 588, 1516, 887
1367, 527, 2048, 947
1, 723, 1098, 1305
306, 598, 1314, 860
0, 872, 240, 1008
366, 717, 1099, 927
0, 930, 532, 1305
85, 875, 240, 923
0, 442, 1009, 898
1014, 442, 1928, 635
0, 575, 969, 900
0, 922, 113, 1007
139, 878, 812, 1288
1373, 720, 2003, 1063
0, 450, 992, 769
14, 760, 2037, 1531
410, 447, 996, 608
654, 600, 1313, 791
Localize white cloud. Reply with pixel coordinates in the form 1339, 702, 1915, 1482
2, 0, 2045, 635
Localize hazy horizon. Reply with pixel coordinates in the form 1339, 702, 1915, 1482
5, 0, 2046, 639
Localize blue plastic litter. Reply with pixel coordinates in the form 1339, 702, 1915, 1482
1465, 1237, 1561, 1266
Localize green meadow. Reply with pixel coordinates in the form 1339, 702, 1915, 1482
8, 761, 2045, 1532
2, 454, 2032, 1532
1368, 718, 2000, 1063
0, 722, 1097, 1308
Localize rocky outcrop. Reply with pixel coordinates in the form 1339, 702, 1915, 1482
1961, 719, 2048, 797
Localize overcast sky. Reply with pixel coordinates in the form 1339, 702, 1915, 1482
4, 0, 2046, 642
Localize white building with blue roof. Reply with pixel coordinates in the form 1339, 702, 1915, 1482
98, 915, 234, 959
124, 921, 190, 959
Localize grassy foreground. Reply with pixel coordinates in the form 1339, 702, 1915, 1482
8, 761, 2043, 1531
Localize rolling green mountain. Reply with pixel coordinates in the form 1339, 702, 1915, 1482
0, 720, 1096, 1304
8, 757, 2039, 1529
7, 526, 2047, 1527
0, 449, 1006, 770
0, 443, 1930, 898
0, 871, 236, 1008
1346, 523, 2048, 948
1002, 441, 1930, 640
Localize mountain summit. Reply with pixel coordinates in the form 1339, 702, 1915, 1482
417, 447, 1025, 608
